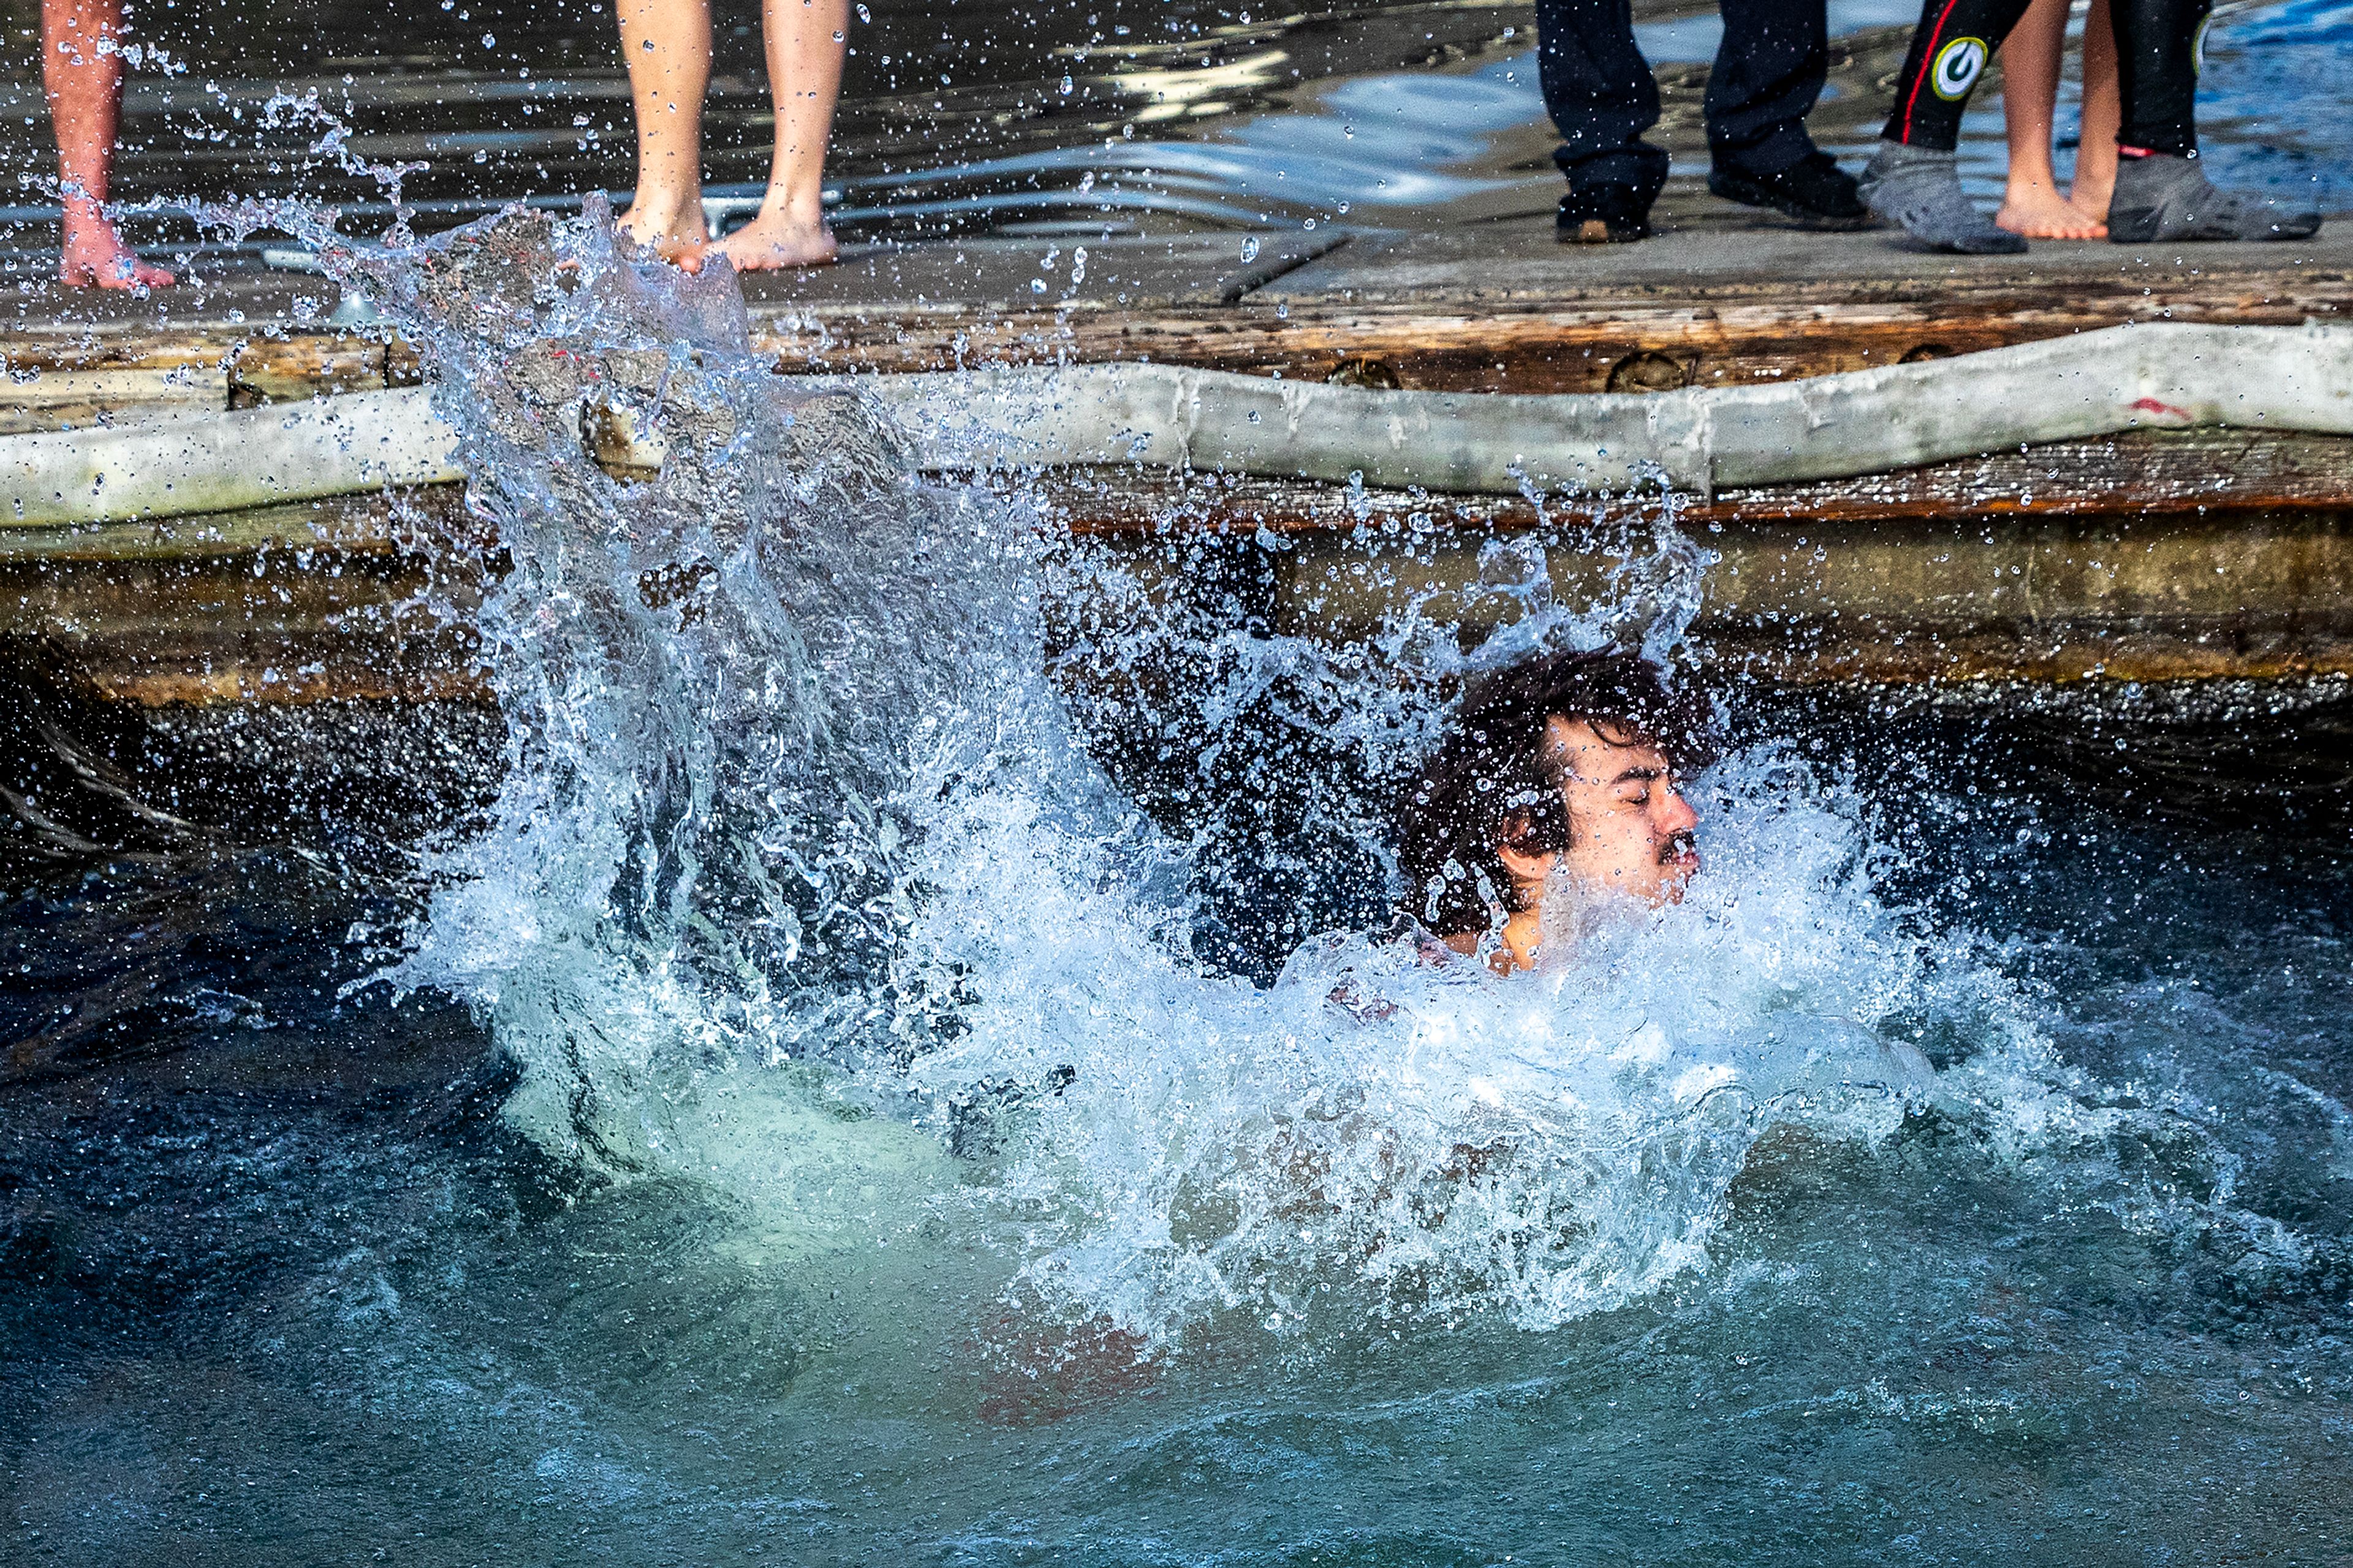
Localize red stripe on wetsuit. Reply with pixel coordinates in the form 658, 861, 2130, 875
1896, 0, 1970, 143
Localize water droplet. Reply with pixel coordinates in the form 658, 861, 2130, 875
856, 2, 870, 17
1030, 278, 1047, 294
832, 29, 843, 40
1239, 237, 1260, 263
1059, 74, 1074, 95
1336, 201, 1349, 214
482, 31, 496, 45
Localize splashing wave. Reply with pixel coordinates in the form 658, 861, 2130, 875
336, 205, 2266, 1346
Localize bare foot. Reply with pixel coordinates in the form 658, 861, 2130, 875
2067, 184, 2115, 232
615, 192, 709, 265
59, 213, 173, 290
683, 209, 837, 274
1996, 184, 2108, 240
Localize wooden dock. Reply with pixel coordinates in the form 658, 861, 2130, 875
5, 211, 2353, 710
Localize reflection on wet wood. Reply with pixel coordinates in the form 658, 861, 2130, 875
0, 488, 487, 706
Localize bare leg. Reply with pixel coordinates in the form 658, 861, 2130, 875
694, 0, 845, 273
43, 0, 172, 289
1996, 0, 2106, 237
616, 0, 714, 259
2071, 0, 2120, 220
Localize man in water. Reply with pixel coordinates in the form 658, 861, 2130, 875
1859, 0, 2321, 251
1395, 651, 1713, 974
42, 0, 173, 288
1538, 0, 1869, 243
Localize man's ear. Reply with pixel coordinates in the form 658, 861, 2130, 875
1495, 841, 1556, 887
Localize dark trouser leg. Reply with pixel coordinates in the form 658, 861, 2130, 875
1705, 0, 1828, 175
1536, 0, 1670, 202
2111, 0, 2207, 154
1879, 0, 2036, 149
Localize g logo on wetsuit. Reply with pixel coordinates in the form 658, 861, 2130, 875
1929, 36, 1988, 100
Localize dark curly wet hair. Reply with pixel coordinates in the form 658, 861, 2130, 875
1393, 651, 1716, 937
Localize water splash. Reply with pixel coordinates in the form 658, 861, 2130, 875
309, 205, 2289, 1349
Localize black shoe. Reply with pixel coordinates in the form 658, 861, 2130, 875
1556, 187, 1653, 244
1708, 150, 1872, 230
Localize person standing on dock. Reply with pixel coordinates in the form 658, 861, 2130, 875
41, 0, 173, 289
1859, 0, 2322, 251
1993, 0, 2120, 240
613, 0, 846, 271
1538, 0, 1870, 243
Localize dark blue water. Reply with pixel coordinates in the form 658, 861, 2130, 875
4, 646, 2350, 1565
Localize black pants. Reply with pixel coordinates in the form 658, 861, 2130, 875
1882, 0, 2210, 156
1537, 0, 1829, 202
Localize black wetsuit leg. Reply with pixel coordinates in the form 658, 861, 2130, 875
1705, 0, 1832, 175
2111, 0, 2210, 155
1535, 0, 1672, 203
1883, 0, 2208, 156
1880, 0, 2036, 149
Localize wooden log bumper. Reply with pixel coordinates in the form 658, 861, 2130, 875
876, 322, 2353, 494
5, 322, 2351, 527
2, 389, 463, 528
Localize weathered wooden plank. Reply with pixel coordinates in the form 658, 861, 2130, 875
0, 331, 388, 430
4, 267, 2347, 422
230, 337, 392, 404
0, 367, 230, 436
0, 487, 470, 564
10, 464, 2351, 705
745, 277, 2353, 392
1264, 506, 2353, 684
0, 338, 222, 376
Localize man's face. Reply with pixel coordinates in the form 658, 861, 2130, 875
1544, 715, 1700, 906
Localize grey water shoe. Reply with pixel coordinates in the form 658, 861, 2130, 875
1857, 140, 2027, 255
2107, 153, 2322, 243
